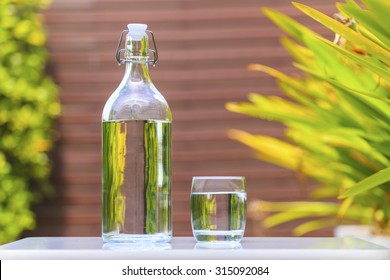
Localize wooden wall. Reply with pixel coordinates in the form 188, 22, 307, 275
30, 0, 336, 238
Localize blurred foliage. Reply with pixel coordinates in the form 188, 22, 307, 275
226, 0, 390, 235
0, 0, 60, 244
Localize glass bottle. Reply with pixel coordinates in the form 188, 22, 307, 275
102, 24, 172, 243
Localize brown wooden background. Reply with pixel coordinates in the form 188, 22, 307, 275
30, 0, 336, 238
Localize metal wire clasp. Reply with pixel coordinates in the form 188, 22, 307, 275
115, 29, 159, 66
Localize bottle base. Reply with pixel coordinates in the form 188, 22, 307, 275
102, 233, 172, 243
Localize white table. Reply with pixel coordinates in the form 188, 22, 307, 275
0, 237, 389, 260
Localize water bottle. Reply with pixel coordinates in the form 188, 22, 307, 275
102, 24, 172, 243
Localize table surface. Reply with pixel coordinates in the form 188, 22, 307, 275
1, 237, 389, 260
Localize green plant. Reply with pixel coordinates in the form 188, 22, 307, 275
0, 0, 60, 244
226, 0, 390, 236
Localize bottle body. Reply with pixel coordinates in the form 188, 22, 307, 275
102, 119, 171, 242
102, 24, 172, 242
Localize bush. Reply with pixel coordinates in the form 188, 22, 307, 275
226, 0, 390, 235
0, 0, 60, 244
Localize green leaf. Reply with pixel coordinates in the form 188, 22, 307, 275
280, 36, 313, 66
359, 0, 390, 30
337, 3, 390, 51
227, 129, 335, 184
294, 62, 390, 125
339, 166, 390, 198
345, 0, 362, 9
312, 185, 339, 199
292, 2, 390, 65
316, 36, 390, 83
247, 64, 342, 123
301, 33, 374, 95
327, 79, 390, 126
259, 200, 372, 228
262, 7, 315, 44
293, 218, 337, 236
262, 202, 340, 228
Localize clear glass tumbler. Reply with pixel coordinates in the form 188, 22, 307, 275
190, 176, 246, 243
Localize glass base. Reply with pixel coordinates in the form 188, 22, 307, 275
102, 233, 172, 243
195, 242, 242, 249
193, 230, 244, 243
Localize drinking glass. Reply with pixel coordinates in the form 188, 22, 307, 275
190, 176, 246, 243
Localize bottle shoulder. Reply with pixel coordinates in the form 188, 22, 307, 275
102, 84, 172, 122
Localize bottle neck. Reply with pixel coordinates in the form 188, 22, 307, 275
123, 32, 151, 83
123, 61, 151, 83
